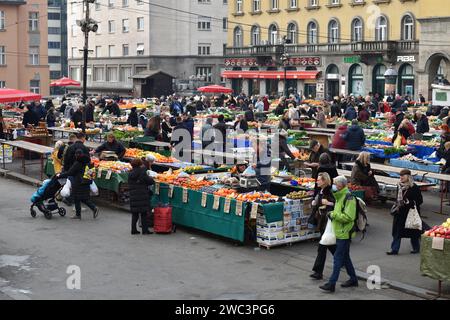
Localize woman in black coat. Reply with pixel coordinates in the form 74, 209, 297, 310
128, 158, 154, 235
310, 172, 336, 280
127, 107, 139, 127
316, 153, 338, 182
351, 152, 379, 201
58, 150, 98, 219
387, 170, 423, 255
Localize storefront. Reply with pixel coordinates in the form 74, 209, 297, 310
372, 64, 387, 97
326, 64, 340, 99
349, 64, 364, 96
398, 63, 415, 97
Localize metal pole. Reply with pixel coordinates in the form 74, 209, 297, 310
81, 0, 89, 133
284, 65, 287, 98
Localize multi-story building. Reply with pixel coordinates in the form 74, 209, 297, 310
224, 0, 450, 100
67, 0, 228, 96
0, 0, 49, 96
48, 0, 68, 95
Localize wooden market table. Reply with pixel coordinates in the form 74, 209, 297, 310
140, 140, 171, 151
47, 127, 104, 142
0, 139, 53, 180
58, 139, 101, 150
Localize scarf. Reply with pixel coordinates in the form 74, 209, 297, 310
397, 177, 414, 204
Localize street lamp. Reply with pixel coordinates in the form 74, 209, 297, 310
281, 36, 290, 98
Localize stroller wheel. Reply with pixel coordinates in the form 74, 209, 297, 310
30, 208, 37, 218
44, 211, 53, 220
58, 207, 66, 217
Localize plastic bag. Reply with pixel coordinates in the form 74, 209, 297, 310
319, 218, 336, 246
405, 206, 422, 230
60, 179, 71, 198
147, 170, 158, 178
90, 181, 99, 196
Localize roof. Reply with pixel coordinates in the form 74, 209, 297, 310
0, 0, 26, 4
131, 69, 175, 79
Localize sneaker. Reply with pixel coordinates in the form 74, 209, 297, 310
410, 250, 420, 254
310, 273, 323, 280
93, 208, 99, 219
142, 230, 153, 235
341, 280, 359, 288
131, 230, 140, 235
386, 251, 398, 255
319, 283, 335, 293
72, 206, 86, 212
70, 214, 81, 220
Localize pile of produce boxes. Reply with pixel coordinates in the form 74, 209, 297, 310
257, 197, 321, 248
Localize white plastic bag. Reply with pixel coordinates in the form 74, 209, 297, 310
60, 179, 71, 198
319, 218, 336, 246
405, 206, 422, 230
90, 181, 99, 196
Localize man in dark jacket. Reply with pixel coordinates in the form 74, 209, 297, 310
415, 111, 430, 134
85, 101, 95, 123
213, 114, 227, 153
391, 94, 404, 112
63, 133, 90, 171
306, 140, 331, 180
102, 100, 121, 117
357, 107, 370, 123
22, 105, 40, 127
245, 105, 255, 122
71, 108, 83, 128
330, 98, 342, 118
127, 107, 139, 127
393, 111, 405, 132
343, 120, 366, 151
183, 114, 194, 140
95, 133, 126, 159
344, 105, 357, 121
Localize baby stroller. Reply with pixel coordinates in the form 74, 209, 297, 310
30, 176, 67, 219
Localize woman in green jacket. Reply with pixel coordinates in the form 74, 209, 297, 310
319, 176, 358, 293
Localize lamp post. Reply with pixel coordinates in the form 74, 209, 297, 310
281, 36, 290, 98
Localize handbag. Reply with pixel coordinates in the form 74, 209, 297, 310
405, 206, 422, 230
390, 203, 399, 215
319, 218, 336, 246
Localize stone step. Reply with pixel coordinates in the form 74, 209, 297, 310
4, 172, 42, 187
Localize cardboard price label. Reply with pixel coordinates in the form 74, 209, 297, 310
236, 201, 243, 216
105, 170, 112, 180
224, 198, 231, 214
155, 182, 160, 195
168, 185, 174, 198
213, 195, 220, 210
432, 237, 445, 251
201, 192, 207, 207
250, 203, 259, 219
182, 188, 188, 203
97, 167, 103, 178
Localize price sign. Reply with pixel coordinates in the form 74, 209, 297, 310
236, 201, 243, 216
105, 170, 112, 180
182, 188, 188, 203
224, 198, 231, 214
201, 192, 207, 207
213, 195, 220, 210
169, 185, 174, 198
155, 182, 160, 195
97, 167, 103, 178
432, 237, 445, 251
250, 203, 259, 219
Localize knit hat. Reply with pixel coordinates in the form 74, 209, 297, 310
399, 169, 412, 176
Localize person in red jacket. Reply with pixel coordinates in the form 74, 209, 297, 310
331, 125, 348, 149
358, 106, 370, 123
263, 96, 270, 111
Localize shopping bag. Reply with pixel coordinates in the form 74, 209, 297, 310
319, 218, 336, 246
90, 181, 99, 196
60, 179, 71, 198
393, 134, 403, 148
405, 206, 422, 230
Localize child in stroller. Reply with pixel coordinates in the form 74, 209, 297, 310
30, 175, 67, 219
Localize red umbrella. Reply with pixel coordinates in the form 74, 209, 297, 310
0, 88, 41, 103
50, 77, 81, 87
197, 85, 233, 94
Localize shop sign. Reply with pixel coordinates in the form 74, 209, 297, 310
344, 56, 361, 64
224, 57, 321, 67
397, 56, 416, 63
225, 58, 259, 67
326, 74, 340, 80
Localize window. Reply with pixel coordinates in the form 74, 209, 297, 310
49, 27, 61, 34
48, 56, 61, 63
137, 43, 144, 55
328, 20, 339, 43
287, 23, 297, 44
310, 0, 318, 6
289, 0, 297, 8
198, 44, 211, 56
270, 0, 279, 10
351, 18, 363, 42
375, 16, 388, 41
93, 67, 104, 81
0, 81, 5, 88
402, 15, 415, 41
330, 0, 339, 4
70, 67, 80, 81
108, 20, 115, 33
137, 17, 144, 31
233, 26, 243, 47
198, 0, 211, 2
48, 42, 61, 49
50, 71, 61, 79
0, 46, 5, 65
30, 80, 40, 94
106, 66, 118, 82
269, 24, 278, 45
95, 46, 101, 57
122, 19, 129, 33
48, 12, 60, 20
29, 46, 39, 65
223, 18, 228, 30
122, 0, 128, 6
122, 44, 129, 56
196, 66, 212, 83
251, 25, 260, 46
120, 66, 132, 83
253, 0, 260, 12
71, 47, 77, 58
108, 0, 114, 7
198, 17, 211, 31
307, 21, 317, 44
29, 12, 39, 31
108, 45, 115, 57
0, 11, 5, 30
236, 0, 242, 13
135, 65, 147, 74
71, 24, 76, 36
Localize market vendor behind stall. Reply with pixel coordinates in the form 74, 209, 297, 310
305, 140, 331, 180
350, 152, 379, 202
94, 133, 126, 160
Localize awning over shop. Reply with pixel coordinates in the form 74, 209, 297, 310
0, 88, 41, 103
222, 70, 320, 80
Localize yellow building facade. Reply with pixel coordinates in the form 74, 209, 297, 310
224, 0, 450, 100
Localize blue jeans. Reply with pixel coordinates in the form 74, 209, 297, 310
328, 239, 357, 285
391, 236, 420, 253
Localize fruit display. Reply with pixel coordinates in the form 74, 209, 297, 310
112, 129, 144, 141
91, 158, 132, 173
213, 188, 239, 198
384, 146, 407, 155
292, 149, 310, 161
183, 165, 206, 173
407, 140, 440, 148
235, 191, 280, 203
423, 218, 450, 239
124, 149, 178, 163
286, 191, 311, 200
291, 177, 315, 185
399, 154, 422, 162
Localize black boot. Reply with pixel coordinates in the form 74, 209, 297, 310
319, 283, 335, 293
341, 279, 359, 288
310, 273, 323, 280
131, 230, 140, 235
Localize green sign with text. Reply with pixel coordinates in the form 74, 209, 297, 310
344, 56, 361, 63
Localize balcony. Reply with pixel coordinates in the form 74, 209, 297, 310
225, 40, 419, 57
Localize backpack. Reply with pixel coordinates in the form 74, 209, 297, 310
343, 193, 368, 240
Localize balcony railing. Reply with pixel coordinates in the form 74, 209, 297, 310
225, 40, 419, 56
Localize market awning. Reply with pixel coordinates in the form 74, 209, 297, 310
197, 85, 233, 94
222, 70, 320, 80
50, 77, 81, 87
0, 88, 41, 103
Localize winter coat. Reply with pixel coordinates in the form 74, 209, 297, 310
234, 119, 248, 132
331, 103, 342, 117
22, 110, 39, 127
245, 110, 255, 122
330, 187, 357, 240
46, 112, 56, 127
331, 125, 348, 149
128, 167, 154, 213
127, 111, 139, 127
416, 116, 430, 134
63, 141, 91, 171
309, 146, 331, 180
95, 140, 126, 159
161, 121, 172, 143
71, 111, 83, 128
311, 185, 335, 234
59, 154, 92, 201
394, 113, 405, 131
274, 105, 285, 116
85, 105, 95, 123
343, 125, 366, 151
358, 109, 370, 123
392, 184, 423, 239
279, 135, 295, 159
317, 164, 339, 181
344, 107, 357, 121
351, 160, 378, 189
278, 118, 291, 131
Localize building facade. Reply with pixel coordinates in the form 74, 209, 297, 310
48, 0, 67, 95
67, 0, 228, 96
224, 0, 450, 100
0, 0, 49, 96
